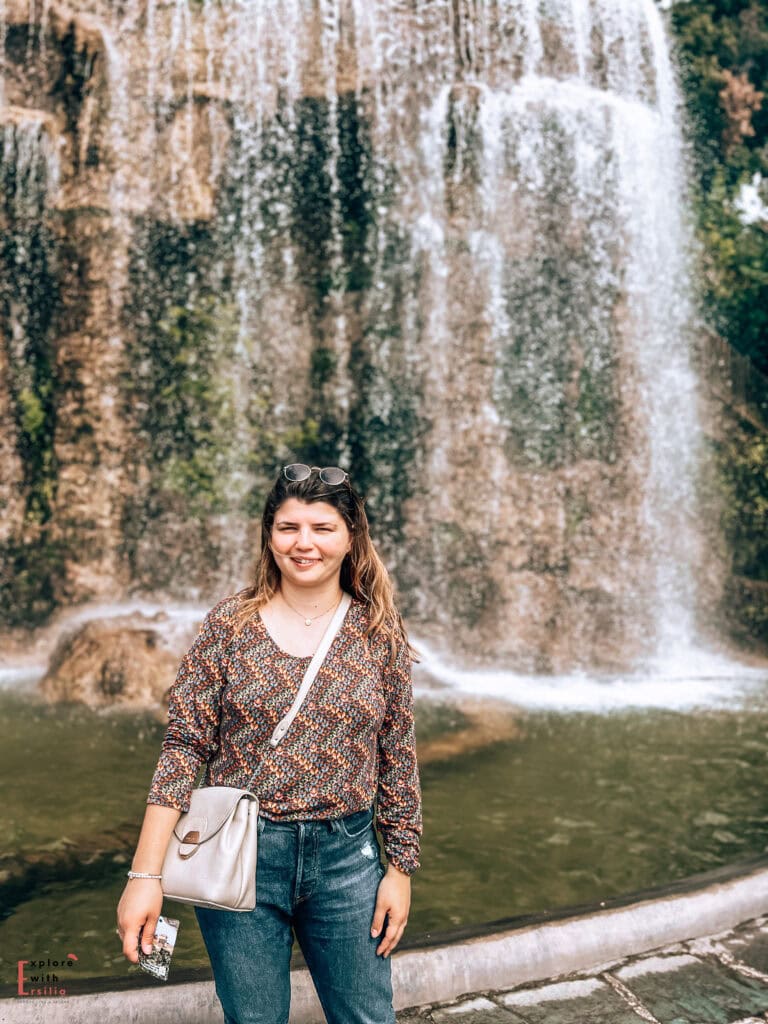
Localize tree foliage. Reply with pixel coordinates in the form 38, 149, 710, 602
669, 0, 768, 371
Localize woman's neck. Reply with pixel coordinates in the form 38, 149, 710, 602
277, 579, 344, 615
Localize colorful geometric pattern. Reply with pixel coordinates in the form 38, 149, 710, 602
146, 593, 422, 875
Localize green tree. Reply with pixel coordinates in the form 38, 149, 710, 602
669, 0, 768, 370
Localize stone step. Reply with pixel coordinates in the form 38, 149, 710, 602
407, 918, 768, 1024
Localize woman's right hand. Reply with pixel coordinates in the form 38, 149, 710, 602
116, 879, 164, 963
117, 804, 182, 963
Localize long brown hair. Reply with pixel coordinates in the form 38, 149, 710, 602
232, 468, 420, 668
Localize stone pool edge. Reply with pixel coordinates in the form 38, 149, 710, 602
4, 856, 768, 1023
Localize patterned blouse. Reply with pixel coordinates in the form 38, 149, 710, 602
146, 592, 422, 875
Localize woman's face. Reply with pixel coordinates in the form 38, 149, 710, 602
269, 498, 353, 589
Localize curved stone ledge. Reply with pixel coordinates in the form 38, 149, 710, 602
4, 855, 768, 1023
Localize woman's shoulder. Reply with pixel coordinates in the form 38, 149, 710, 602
346, 593, 376, 633
198, 591, 246, 635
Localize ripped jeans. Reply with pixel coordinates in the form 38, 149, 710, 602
194, 804, 396, 1024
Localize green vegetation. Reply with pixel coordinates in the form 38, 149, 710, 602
0, 125, 65, 626
669, 2, 768, 622
0, 534, 67, 627
695, 420, 768, 641
0, 136, 60, 527
668, 0, 768, 371
121, 218, 252, 589
126, 294, 239, 520
711, 426, 768, 579
289, 94, 375, 310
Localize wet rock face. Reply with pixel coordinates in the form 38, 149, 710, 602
39, 614, 183, 709
0, 1, 726, 671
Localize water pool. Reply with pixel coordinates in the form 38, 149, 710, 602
3, 678, 768, 983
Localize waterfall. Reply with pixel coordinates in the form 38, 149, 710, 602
0, 0, 709, 672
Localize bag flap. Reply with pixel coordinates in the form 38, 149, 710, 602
173, 787, 258, 845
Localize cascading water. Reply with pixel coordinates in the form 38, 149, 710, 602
0, 0, 717, 675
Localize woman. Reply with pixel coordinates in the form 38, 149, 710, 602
117, 463, 423, 1024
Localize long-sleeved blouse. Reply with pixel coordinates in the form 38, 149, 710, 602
146, 592, 422, 875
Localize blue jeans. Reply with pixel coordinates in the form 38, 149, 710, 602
195, 805, 396, 1024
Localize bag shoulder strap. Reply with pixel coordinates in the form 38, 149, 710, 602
268, 591, 353, 749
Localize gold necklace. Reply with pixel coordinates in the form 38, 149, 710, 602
280, 592, 342, 626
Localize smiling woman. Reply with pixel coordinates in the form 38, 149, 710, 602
253, 497, 355, 654
272, 503, 350, 563
117, 462, 422, 1024
266, 497, 354, 638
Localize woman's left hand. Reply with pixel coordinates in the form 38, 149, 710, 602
371, 863, 411, 957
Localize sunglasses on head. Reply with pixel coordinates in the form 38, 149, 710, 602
283, 464, 349, 486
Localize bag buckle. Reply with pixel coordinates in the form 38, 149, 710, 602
179, 829, 202, 859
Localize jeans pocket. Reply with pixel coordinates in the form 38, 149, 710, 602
338, 806, 375, 839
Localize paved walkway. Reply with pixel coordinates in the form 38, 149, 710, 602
399, 915, 768, 1024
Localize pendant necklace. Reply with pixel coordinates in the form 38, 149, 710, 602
281, 593, 341, 626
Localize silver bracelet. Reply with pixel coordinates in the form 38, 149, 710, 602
127, 871, 162, 880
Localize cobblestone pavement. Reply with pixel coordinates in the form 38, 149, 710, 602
397, 916, 768, 1024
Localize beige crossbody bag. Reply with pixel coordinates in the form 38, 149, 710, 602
161, 592, 353, 912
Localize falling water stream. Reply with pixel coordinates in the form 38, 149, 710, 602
2, 0, 712, 671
